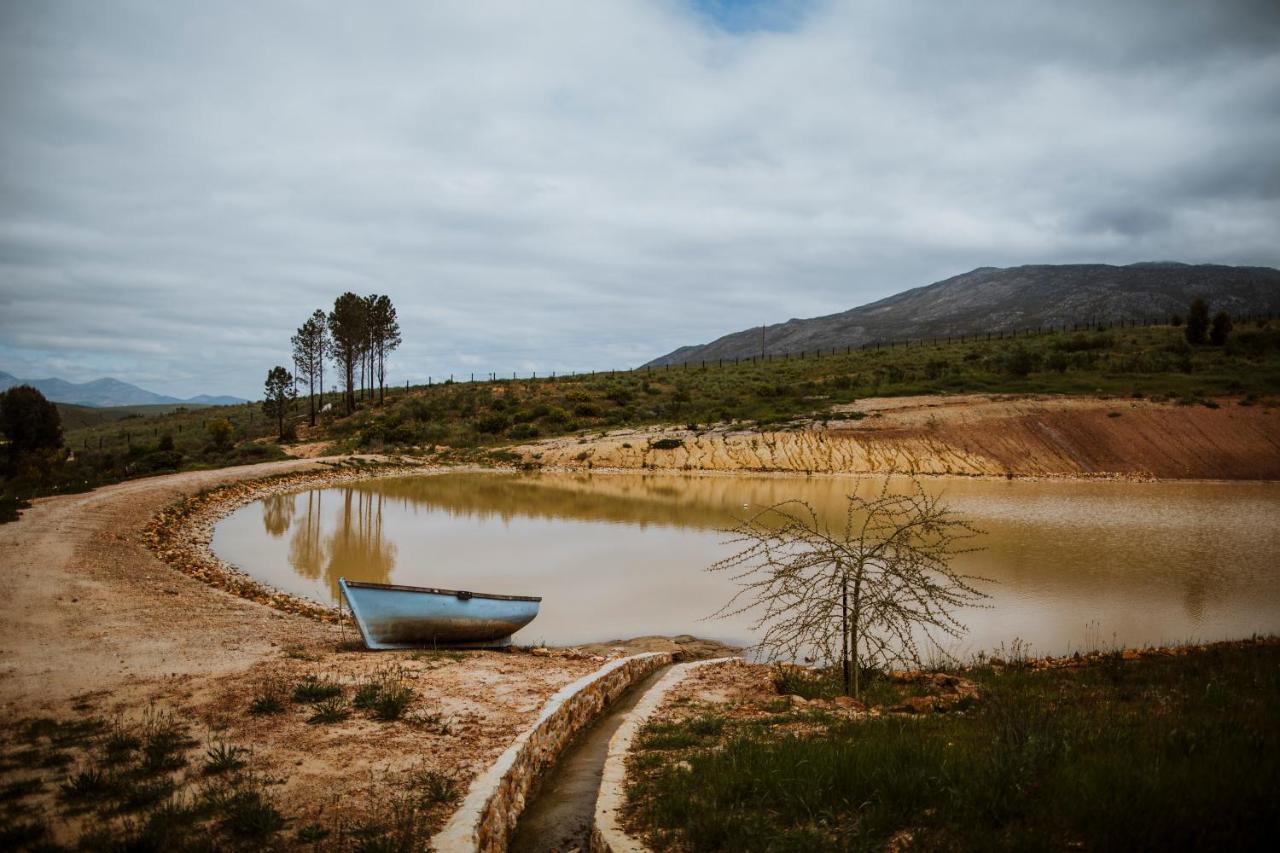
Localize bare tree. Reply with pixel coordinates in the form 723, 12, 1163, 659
709, 477, 988, 697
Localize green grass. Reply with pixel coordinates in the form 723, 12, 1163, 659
626, 641, 1280, 851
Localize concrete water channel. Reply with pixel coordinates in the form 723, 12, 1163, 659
506, 664, 672, 851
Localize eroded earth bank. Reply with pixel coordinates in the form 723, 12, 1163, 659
514, 394, 1280, 480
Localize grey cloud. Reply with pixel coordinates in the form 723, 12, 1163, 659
1, 0, 1278, 397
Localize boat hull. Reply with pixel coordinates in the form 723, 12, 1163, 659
338, 578, 540, 650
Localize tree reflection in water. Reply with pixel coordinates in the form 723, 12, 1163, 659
261, 493, 296, 538
286, 487, 397, 599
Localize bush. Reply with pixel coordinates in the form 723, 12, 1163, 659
207, 419, 234, 451
1001, 345, 1038, 378
507, 423, 538, 440
474, 413, 509, 435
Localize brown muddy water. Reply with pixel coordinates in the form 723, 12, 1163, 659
212, 472, 1280, 658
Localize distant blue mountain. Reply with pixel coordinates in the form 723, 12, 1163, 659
0, 371, 245, 408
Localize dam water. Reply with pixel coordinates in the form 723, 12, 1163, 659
212, 471, 1280, 658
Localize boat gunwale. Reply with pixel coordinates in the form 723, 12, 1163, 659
340, 578, 542, 603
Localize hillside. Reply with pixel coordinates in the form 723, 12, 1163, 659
0, 370, 244, 408
644, 263, 1280, 367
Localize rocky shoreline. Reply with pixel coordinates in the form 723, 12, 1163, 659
144, 457, 435, 624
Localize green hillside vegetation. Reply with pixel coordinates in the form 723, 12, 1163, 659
53, 402, 214, 432
335, 321, 1280, 456
4, 319, 1278, 520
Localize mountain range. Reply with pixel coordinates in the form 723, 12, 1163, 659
644, 262, 1280, 366
0, 371, 245, 408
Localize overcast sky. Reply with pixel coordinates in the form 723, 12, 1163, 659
2, 1, 1278, 399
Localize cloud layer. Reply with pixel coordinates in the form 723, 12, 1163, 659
2, 0, 1278, 397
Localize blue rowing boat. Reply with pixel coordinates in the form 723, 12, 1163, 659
338, 578, 542, 650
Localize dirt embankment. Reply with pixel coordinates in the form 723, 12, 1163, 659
513, 394, 1280, 480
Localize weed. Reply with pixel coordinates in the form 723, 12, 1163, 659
248, 677, 289, 715
138, 710, 195, 774
293, 674, 344, 703
372, 684, 414, 721
307, 697, 350, 725
203, 741, 249, 775
103, 717, 142, 762
60, 766, 117, 802
410, 768, 460, 806
353, 681, 382, 710
220, 787, 284, 840
117, 776, 178, 812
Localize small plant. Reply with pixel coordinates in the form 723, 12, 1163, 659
139, 710, 195, 774
102, 718, 141, 762
353, 681, 383, 710
293, 674, 343, 704
220, 787, 285, 840
372, 685, 414, 721
410, 768, 460, 806
248, 679, 287, 716
59, 766, 116, 802
306, 697, 350, 725
203, 742, 249, 775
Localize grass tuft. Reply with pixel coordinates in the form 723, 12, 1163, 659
293, 674, 344, 704
203, 741, 249, 775
306, 696, 350, 725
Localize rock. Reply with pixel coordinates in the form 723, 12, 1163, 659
530, 647, 551, 657
896, 695, 936, 714
787, 694, 808, 707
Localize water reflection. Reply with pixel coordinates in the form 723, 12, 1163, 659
280, 488, 398, 600
211, 472, 1280, 655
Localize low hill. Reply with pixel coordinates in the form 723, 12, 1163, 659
644, 262, 1280, 366
54, 402, 217, 431
0, 371, 245, 408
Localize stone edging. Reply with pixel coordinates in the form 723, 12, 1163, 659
591, 657, 740, 853
432, 652, 675, 853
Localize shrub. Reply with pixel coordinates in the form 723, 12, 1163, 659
207, 418, 234, 451
651, 438, 683, 450
507, 423, 538, 440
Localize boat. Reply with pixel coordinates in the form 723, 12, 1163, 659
338, 578, 541, 650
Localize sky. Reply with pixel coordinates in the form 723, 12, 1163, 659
1, 0, 1278, 399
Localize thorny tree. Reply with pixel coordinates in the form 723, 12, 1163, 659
709, 477, 989, 698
